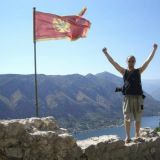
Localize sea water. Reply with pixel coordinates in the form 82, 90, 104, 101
73, 116, 160, 140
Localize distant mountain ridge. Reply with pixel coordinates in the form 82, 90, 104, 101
142, 79, 160, 101
0, 72, 160, 132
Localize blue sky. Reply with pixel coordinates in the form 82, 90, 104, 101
0, 0, 160, 79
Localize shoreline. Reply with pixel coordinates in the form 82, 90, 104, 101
70, 122, 124, 135
70, 115, 160, 136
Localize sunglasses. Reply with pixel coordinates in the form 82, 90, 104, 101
128, 60, 135, 63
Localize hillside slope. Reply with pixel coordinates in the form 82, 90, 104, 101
0, 72, 159, 131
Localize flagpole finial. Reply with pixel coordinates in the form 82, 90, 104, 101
78, 7, 87, 17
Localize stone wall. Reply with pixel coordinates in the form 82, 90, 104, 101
77, 131, 160, 160
0, 117, 160, 160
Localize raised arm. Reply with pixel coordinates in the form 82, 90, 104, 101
139, 43, 158, 74
102, 47, 125, 75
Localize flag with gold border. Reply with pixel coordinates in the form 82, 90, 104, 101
35, 10, 91, 41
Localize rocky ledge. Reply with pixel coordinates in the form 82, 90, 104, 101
0, 117, 160, 160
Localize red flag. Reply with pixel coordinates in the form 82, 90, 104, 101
35, 10, 91, 41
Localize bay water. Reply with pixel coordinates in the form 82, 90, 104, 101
73, 116, 160, 140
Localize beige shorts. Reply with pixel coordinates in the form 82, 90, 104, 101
122, 95, 144, 122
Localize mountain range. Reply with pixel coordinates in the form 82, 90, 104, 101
142, 79, 160, 101
0, 72, 160, 132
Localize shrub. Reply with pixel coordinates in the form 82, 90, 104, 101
154, 127, 160, 132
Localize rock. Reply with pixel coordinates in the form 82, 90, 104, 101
0, 117, 82, 160
77, 129, 160, 160
77, 135, 119, 150
0, 117, 160, 160
140, 127, 159, 138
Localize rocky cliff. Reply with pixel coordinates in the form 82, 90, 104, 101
0, 117, 160, 160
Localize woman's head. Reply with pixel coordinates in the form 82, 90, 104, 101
126, 55, 136, 69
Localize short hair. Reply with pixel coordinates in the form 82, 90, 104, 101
126, 55, 136, 62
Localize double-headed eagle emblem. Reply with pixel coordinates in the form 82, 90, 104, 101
52, 18, 71, 33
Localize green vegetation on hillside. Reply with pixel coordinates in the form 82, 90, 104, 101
154, 127, 160, 132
